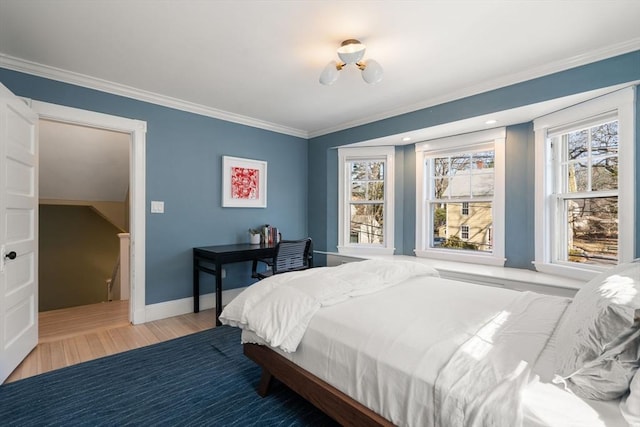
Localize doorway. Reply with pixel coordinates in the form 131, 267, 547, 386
39, 119, 130, 314
32, 100, 147, 324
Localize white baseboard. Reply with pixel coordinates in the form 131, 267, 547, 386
143, 287, 247, 323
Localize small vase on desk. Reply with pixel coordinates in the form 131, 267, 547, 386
250, 233, 261, 245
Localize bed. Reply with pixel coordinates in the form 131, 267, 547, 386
220, 259, 640, 426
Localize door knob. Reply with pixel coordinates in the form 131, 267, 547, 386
4, 251, 16, 260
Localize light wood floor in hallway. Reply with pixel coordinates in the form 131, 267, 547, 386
5, 300, 214, 384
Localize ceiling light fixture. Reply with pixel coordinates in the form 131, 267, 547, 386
319, 39, 383, 86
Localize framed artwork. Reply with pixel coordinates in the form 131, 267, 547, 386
222, 156, 267, 208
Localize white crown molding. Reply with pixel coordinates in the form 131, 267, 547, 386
308, 38, 640, 138
2, 37, 639, 141
0, 53, 309, 139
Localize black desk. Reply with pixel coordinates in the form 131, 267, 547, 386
193, 243, 276, 326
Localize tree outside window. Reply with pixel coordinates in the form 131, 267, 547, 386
349, 160, 385, 244
338, 146, 394, 255
558, 120, 619, 266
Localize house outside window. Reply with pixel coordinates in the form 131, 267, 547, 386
415, 128, 505, 266
338, 146, 395, 255
534, 88, 635, 280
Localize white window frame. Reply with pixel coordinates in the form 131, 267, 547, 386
338, 146, 395, 255
415, 128, 506, 266
533, 87, 635, 281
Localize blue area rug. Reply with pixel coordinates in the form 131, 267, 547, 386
0, 326, 339, 426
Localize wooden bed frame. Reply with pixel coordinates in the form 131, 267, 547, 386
244, 343, 393, 427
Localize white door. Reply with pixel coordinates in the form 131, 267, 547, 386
0, 83, 39, 383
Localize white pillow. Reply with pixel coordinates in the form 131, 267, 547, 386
553, 260, 640, 400
621, 371, 640, 426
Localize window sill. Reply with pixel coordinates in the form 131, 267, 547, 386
414, 249, 506, 267
322, 252, 585, 298
532, 262, 601, 282
336, 245, 395, 257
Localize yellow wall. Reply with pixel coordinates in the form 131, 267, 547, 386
40, 199, 127, 231
39, 205, 121, 311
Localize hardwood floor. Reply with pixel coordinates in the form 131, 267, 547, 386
5, 301, 214, 384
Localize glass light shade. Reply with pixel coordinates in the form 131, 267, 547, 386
319, 61, 340, 85
337, 41, 366, 64
361, 59, 383, 84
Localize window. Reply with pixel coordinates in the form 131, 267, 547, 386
461, 225, 470, 240
534, 88, 635, 280
415, 128, 505, 265
338, 146, 395, 255
554, 117, 618, 266
461, 202, 469, 216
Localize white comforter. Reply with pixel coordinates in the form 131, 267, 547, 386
219, 259, 439, 352
434, 292, 568, 427
228, 260, 573, 426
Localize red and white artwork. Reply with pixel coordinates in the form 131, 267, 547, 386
222, 156, 266, 208
231, 167, 259, 200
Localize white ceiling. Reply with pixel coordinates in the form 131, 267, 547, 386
1, 0, 639, 140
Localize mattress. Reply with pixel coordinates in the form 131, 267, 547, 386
242, 276, 627, 426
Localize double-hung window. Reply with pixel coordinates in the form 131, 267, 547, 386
338, 146, 395, 255
534, 88, 635, 280
415, 128, 505, 266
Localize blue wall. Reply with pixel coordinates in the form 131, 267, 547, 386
2, 49, 639, 308
309, 50, 640, 269
0, 69, 308, 304
504, 123, 535, 268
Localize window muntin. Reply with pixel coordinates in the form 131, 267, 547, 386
560, 121, 618, 194
432, 151, 495, 199
338, 146, 395, 255
415, 128, 505, 266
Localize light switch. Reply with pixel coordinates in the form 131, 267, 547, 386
151, 201, 164, 213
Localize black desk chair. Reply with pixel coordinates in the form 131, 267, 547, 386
251, 238, 313, 280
